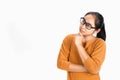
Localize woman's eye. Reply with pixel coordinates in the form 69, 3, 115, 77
86, 23, 91, 27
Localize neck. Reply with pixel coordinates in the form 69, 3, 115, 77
83, 35, 96, 42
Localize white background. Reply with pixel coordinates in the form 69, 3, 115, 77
0, 0, 119, 80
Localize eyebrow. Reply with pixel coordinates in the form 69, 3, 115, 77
84, 18, 95, 27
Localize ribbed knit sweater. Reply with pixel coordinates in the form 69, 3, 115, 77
57, 34, 106, 80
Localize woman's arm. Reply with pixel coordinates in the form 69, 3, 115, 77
75, 45, 100, 74
57, 34, 88, 73
75, 34, 106, 74
57, 35, 71, 71
68, 63, 88, 72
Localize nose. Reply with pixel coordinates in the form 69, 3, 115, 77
80, 24, 86, 29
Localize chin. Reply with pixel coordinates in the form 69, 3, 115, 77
80, 32, 86, 36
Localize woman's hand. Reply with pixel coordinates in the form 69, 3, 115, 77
75, 33, 85, 46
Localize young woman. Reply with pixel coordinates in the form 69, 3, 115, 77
57, 11, 106, 80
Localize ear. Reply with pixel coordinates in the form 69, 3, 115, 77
93, 29, 101, 37
93, 28, 101, 34
96, 28, 101, 33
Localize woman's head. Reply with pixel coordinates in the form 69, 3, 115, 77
80, 11, 106, 41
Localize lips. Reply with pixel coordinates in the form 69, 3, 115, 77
80, 29, 85, 33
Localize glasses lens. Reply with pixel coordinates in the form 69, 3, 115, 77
85, 23, 92, 30
80, 17, 85, 24
80, 17, 95, 30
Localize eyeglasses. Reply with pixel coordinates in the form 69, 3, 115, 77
80, 17, 96, 30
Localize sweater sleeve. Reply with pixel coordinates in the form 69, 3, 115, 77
57, 35, 72, 71
84, 39, 106, 74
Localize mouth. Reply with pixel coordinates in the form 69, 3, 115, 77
80, 29, 85, 33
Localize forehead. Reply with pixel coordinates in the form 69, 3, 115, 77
84, 14, 95, 25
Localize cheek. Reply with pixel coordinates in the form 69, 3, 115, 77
89, 31, 94, 35
86, 30, 94, 35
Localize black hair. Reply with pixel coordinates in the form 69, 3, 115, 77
85, 12, 106, 41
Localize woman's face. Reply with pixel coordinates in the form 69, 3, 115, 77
79, 14, 96, 36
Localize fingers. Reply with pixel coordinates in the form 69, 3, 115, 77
78, 32, 83, 36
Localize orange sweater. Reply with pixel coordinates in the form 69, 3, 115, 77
57, 34, 106, 80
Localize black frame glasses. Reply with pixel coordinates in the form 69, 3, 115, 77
80, 17, 96, 30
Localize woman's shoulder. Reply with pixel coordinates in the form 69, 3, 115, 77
61, 34, 76, 44
96, 38, 105, 43
95, 38, 106, 46
65, 33, 78, 38
64, 33, 76, 39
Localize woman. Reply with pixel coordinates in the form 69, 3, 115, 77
57, 11, 106, 80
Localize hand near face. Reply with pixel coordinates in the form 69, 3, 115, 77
75, 33, 85, 46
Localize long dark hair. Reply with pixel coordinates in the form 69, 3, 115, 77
85, 12, 106, 41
